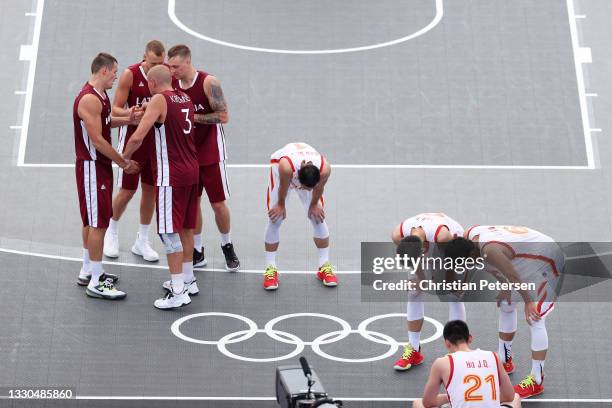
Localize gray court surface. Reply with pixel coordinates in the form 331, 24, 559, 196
24, 0, 587, 166
2, 0, 612, 407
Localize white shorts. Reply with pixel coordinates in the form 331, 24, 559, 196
266, 163, 324, 213
507, 244, 564, 317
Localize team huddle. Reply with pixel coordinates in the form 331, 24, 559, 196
74, 41, 561, 405
73, 41, 336, 309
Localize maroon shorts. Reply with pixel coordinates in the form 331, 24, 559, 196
197, 161, 230, 203
117, 126, 155, 190
76, 160, 113, 229
156, 184, 198, 233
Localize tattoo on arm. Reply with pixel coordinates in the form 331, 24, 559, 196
208, 82, 227, 112
195, 113, 224, 124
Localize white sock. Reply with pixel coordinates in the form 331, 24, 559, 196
220, 232, 231, 246
194, 234, 203, 251
408, 331, 421, 350
265, 251, 277, 268
171, 273, 185, 294
108, 219, 118, 233
138, 224, 150, 240
499, 339, 513, 362
182, 262, 194, 282
82, 248, 90, 271
531, 359, 544, 384
88, 261, 103, 289
318, 247, 329, 267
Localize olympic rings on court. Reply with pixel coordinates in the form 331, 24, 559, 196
170, 312, 444, 363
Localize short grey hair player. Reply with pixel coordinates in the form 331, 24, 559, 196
123, 65, 199, 309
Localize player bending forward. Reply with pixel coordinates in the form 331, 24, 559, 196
414, 320, 520, 408
263, 142, 336, 290
445, 225, 564, 398
391, 213, 467, 371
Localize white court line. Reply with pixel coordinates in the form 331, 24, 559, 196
15, 0, 597, 170
9, 126, 22, 130
3, 396, 600, 402
567, 0, 596, 169
14, 90, 27, 95
586, 93, 598, 97
575, 14, 587, 18
0, 247, 360, 274
16, 0, 44, 166
168, 0, 443, 54
16, 162, 595, 170
0, 245, 598, 272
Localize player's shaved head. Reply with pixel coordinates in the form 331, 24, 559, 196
148, 65, 171, 85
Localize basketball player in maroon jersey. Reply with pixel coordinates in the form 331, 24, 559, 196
103, 41, 166, 262
74, 53, 140, 299
167, 44, 240, 272
122, 65, 199, 309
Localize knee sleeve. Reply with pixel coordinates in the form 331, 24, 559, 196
310, 219, 329, 239
265, 219, 283, 244
407, 296, 425, 322
529, 317, 548, 351
159, 233, 183, 254
448, 301, 466, 322
498, 301, 518, 333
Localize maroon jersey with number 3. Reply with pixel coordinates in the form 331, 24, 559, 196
73, 82, 112, 164
179, 71, 227, 165
153, 90, 198, 187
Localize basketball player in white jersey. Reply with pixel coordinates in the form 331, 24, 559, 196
264, 142, 334, 290
445, 226, 564, 398
413, 320, 520, 408
390, 213, 467, 371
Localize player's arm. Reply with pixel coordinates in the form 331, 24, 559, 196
276, 159, 292, 207
112, 69, 133, 117
268, 160, 292, 222
195, 75, 228, 124
122, 94, 165, 159
495, 352, 518, 403
421, 358, 450, 407
309, 158, 330, 207
110, 111, 141, 128
78, 94, 129, 169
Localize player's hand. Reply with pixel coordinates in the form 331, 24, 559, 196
268, 204, 286, 222
524, 301, 541, 325
123, 160, 140, 174
128, 106, 144, 125
496, 290, 512, 307
140, 101, 149, 110
308, 204, 325, 223
217, 111, 228, 122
